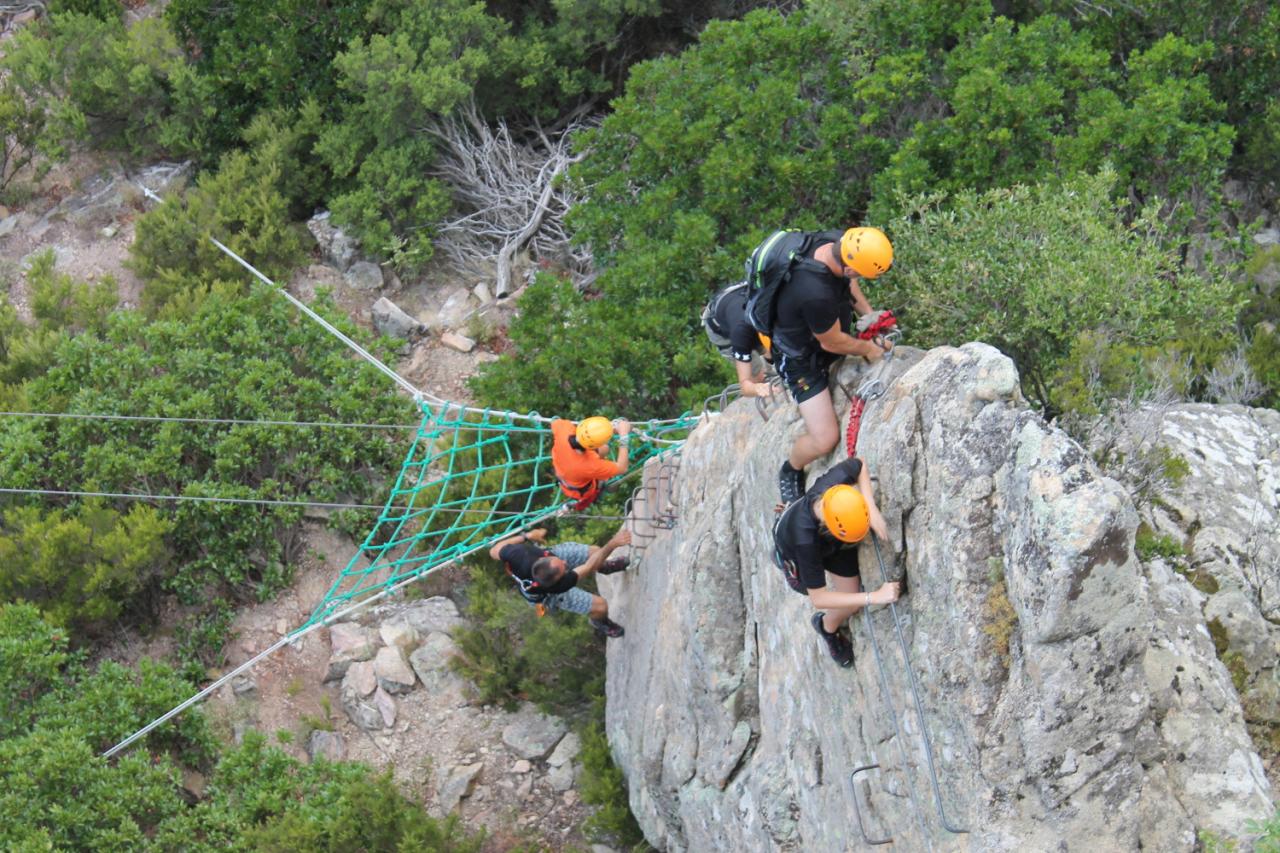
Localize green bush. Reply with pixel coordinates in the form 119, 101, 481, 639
47, 0, 121, 19
0, 503, 171, 634
0, 282, 407, 637
880, 170, 1242, 411
0, 13, 213, 160
164, 0, 375, 154
0, 604, 484, 851
0, 79, 52, 200
578, 718, 647, 849
450, 565, 603, 713
128, 147, 308, 312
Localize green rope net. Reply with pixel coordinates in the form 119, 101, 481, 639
303, 401, 700, 627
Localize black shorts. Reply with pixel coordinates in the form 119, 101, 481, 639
775, 350, 840, 404
823, 546, 861, 580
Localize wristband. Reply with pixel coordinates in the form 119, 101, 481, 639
618, 436, 630, 446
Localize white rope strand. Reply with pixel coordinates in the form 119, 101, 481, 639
100, 503, 566, 759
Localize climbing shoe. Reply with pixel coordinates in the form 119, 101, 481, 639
599, 556, 629, 575
590, 618, 625, 638
811, 612, 854, 668
778, 461, 806, 504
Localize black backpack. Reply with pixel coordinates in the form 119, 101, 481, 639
743, 230, 827, 336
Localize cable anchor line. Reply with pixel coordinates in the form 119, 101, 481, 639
854, 534, 970, 843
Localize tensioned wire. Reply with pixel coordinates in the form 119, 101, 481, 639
0, 410, 419, 430
0, 486, 670, 522
94, 188, 697, 758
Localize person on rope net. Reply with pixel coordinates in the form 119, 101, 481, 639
744, 226, 895, 503
772, 456, 902, 667
488, 525, 632, 638
701, 280, 776, 397
551, 415, 631, 510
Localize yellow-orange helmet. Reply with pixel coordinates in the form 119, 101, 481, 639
839, 227, 893, 279
575, 416, 614, 450
820, 484, 870, 543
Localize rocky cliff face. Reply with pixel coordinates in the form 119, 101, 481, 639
600, 343, 1274, 852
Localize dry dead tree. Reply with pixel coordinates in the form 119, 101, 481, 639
1, 1, 45, 29
425, 98, 593, 297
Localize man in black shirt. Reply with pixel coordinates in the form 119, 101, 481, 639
774, 227, 894, 503
773, 456, 901, 667
488, 525, 632, 638
701, 282, 775, 398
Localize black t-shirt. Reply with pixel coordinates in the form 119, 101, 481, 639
774, 457, 864, 590
499, 542, 579, 600
711, 287, 762, 363
772, 230, 851, 360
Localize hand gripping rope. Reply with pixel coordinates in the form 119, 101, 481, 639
849, 535, 969, 846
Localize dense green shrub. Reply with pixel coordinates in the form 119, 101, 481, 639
0, 503, 171, 634
881, 171, 1242, 410
128, 147, 308, 312
0, 79, 52, 200
1033, 0, 1280, 193
0, 604, 482, 851
0, 13, 213, 160
451, 565, 603, 712
578, 718, 648, 848
164, 0, 375, 154
46, 0, 121, 19
0, 276, 408, 634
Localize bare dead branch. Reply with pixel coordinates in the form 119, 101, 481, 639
424, 98, 596, 296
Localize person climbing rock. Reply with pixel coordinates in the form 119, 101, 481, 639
488, 525, 632, 638
772, 456, 902, 667
550, 415, 631, 509
770, 227, 895, 503
701, 280, 776, 398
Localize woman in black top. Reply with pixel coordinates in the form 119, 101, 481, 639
774, 456, 902, 667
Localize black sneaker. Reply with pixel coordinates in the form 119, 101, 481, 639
779, 461, 806, 504
599, 557, 629, 575
811, 612, 853, 667
590, 618, 625, 638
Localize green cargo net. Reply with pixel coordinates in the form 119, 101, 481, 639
303, 400, 699, 628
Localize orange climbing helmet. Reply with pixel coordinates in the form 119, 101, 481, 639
820, 484, 870, 543
839, 227, 893, 279
575, 416, 614, 450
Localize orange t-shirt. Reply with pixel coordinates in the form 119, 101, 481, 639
551, 419, 623, 488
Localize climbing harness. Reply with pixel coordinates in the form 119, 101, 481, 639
849, 535, 969, 846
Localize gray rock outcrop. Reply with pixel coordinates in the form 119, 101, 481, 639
307, 211, 359, 271
601, 343, 1273, 851
371, 296, 422, 339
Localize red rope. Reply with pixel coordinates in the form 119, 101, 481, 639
845, 310, 897, 455
846, 397, 866, 455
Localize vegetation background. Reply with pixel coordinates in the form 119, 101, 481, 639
1, 0, 1278, 848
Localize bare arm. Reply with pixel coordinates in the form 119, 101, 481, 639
808, 581, 900, 612
848, 278, 873, 316
613, 419, 632, 471
575, 528, 632, 580
735, 360, 774, 398
488, 527, 547, 561
813, 320, 889, 360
